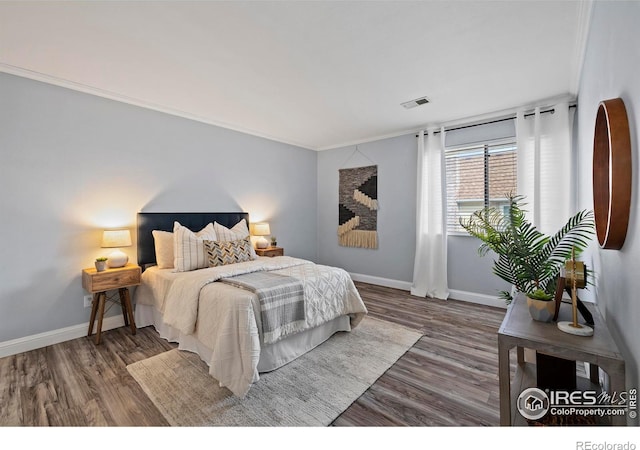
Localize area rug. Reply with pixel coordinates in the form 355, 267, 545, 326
126, 316, 421, 426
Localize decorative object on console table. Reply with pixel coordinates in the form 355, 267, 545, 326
255, 247, 283, 257
557, 248, 594, 336
270, 236, 277, 247
82, 263, 140, 345
525, 290, 556, 323
251, 222, 271, 249
101, 229, 132, 268
552, 254, 594, 326
593, 98, 631, 250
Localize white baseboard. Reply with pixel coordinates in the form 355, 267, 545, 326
349, 272, 506, 310
448, 289, 507, 309
0, 315, 125, 359
348, 272, 413, 291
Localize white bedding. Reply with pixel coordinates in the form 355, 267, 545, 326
134, 256, 367, 397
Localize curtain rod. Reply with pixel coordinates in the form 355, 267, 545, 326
417, 104, 577, 136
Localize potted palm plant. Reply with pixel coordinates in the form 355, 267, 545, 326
459, 194, 595, 322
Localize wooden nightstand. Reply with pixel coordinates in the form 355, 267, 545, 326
82, 263, 141, 344
255, 247, 284, 257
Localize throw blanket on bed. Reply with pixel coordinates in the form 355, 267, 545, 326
219, 272, 306, 344
161, 257, 310, 336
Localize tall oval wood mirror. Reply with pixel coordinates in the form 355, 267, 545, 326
592, 98, 632, 249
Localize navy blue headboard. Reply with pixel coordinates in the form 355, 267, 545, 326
137, 212, 250, 269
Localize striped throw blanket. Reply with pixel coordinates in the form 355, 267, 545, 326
219, 271, 306, 344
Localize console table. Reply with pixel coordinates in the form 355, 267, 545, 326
498, 294, 626, 426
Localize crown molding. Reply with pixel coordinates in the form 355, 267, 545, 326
0, 63, 315, 151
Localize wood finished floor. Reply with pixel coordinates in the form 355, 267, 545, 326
0, 282, 507, 426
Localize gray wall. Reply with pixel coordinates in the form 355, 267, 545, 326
447, 237, 510, 296
0, 73, 317, 343
575, 1, 640, 393
316, 134, 509, 298
316, 135, 417, 283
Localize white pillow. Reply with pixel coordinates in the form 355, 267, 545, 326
152, 230, 174, 269
214, 220, 258, 260
173, 221, 217, 272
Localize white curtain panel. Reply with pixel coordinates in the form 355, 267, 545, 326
516, 102, 574, 235
411, 129, 449, 300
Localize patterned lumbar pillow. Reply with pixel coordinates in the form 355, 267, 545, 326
214, 220, 258, 260
204, 237, 254, 267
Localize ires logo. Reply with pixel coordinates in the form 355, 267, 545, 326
549, 390, 627, 406
517, 388, 550, 420
517, 387, 636, 421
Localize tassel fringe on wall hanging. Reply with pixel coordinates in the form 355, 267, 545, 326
338, 164, 378, 249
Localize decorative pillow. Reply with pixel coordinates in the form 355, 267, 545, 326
204, 237, 254, 267
173, 221, 217, 272
152, 230, 174, 269
214, 220, 258, 259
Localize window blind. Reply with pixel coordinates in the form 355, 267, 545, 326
445, 142, 517, 232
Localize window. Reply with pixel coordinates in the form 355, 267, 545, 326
445, 141, 517, 233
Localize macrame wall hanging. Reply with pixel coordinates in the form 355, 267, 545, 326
338, 148, 378, 249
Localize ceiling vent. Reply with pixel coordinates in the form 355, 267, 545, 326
401, 96, 430, 109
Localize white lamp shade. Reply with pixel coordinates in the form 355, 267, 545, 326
101, 229, 132, 248
251, 222, 271, 236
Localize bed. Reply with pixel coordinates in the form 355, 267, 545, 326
133, 212, 368, 397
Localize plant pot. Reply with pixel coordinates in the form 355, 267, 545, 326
526, 297, 556, 323
95, 261, 107, 272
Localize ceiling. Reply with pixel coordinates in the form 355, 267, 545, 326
0, 1, 591, 151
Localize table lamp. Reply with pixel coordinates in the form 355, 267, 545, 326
251, 222, 271, 249
557, 247, 594, 336
101, 229, 132, 268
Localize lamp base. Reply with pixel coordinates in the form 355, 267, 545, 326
107, 249, 129, 268
256, 237, 269, 249
557, 321, 594, 337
